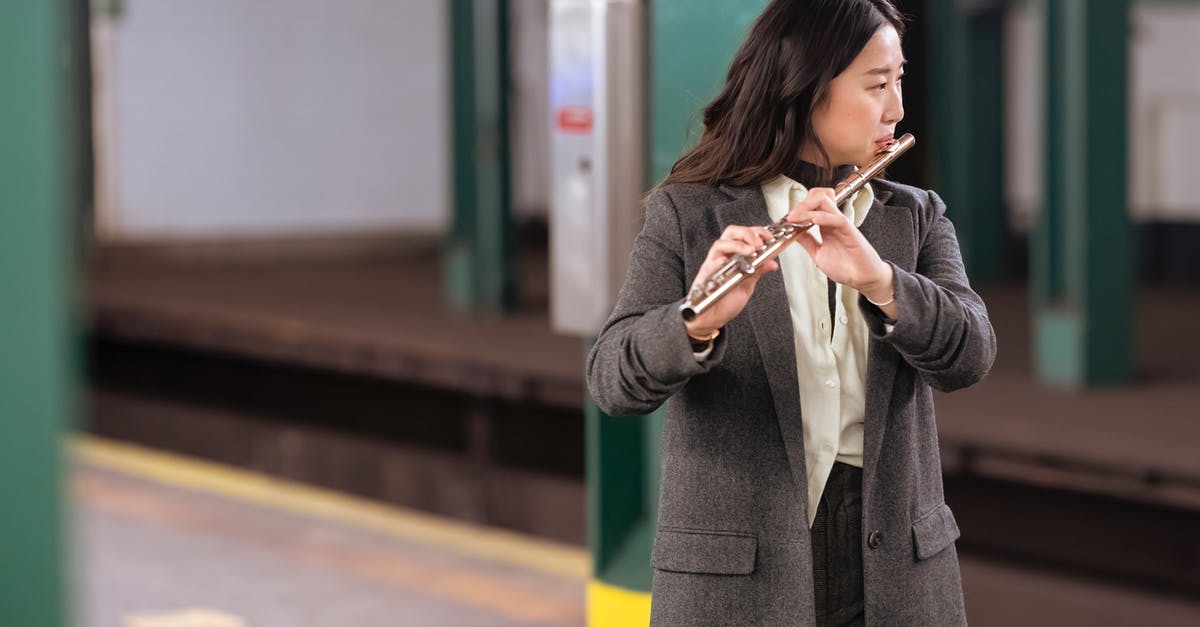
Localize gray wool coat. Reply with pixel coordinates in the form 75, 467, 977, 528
586, 175, 996, 626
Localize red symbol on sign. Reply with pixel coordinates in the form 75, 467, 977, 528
557, 106, 593, 133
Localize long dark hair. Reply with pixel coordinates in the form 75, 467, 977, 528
663, 0, 904, 188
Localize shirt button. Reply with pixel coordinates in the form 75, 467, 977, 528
825, 379, 837, 389
839, 314, 848, 325
822, 443, 835, 454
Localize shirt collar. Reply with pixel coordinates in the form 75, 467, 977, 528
762, 165, 874, 228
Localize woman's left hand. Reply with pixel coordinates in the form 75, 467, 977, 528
785, 187, 895, 308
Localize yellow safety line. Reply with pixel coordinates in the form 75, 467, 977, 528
587, 580, 652, 627
72, 435, 590, 580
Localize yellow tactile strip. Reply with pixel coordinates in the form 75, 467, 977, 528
73, 435, 590, 580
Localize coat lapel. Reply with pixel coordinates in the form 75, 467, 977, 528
707, 184, 913, 510
714, 185, 809, 508
856, 188, 906, 491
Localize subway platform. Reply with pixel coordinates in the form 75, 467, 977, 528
74, 436, 1200, 626
74, 437, 587, 627
82, 239, 1200, 621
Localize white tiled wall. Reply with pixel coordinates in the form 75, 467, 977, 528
93, 0, 450, 240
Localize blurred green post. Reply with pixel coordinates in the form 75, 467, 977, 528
1035, 0, 1132, 386
445, 0, 518, 313
584, 388, 662, 621
0, 0, 79, 624
926, 0, 1008, 283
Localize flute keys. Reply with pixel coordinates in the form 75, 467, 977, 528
737, 256, 755, 275
768, 222, 794, 238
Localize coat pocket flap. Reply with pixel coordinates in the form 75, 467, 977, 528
651, 528, 757, 575
912, 503, 961, 561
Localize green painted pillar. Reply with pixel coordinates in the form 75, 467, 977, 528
585, 381, 662, 623
649, 1, 770, 184
0, 0, 79, 624
926, 0, 1008, 283
445, 0, 517, 313
1035, 0, 1132, 386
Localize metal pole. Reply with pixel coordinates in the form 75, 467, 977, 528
445, 0, 518, 313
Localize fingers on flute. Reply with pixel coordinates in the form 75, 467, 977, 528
795, 230, 820, 257
743, 259, 779, 289
710, 238, 756, 259
797, 210, 846, 229
722, 225, 771, 244
717, 226, 770, 254
808, 187, 837, 203
786, 189, 838, 222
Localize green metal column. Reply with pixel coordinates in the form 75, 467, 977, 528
926, 0, 1008, 283
1035, 0, 1132, 386
445, 0, 517, 313
0, 0, 78, 624
649, 1, 770, 184
585, 383, 662, 623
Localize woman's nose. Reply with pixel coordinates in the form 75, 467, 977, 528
885, 90, 904, 125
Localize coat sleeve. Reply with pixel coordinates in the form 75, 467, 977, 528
585, 187, 727, 416
858, 189, 997, 392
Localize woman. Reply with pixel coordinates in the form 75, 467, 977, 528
586, 0, 995, 625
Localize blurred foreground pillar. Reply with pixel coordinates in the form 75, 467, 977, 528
445, 0, 518, 313
1035, 0, 1132, 386
0, 0, 79, 624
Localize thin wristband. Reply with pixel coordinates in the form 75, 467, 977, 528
687, 327, 720, 343
865, 292, 895, 307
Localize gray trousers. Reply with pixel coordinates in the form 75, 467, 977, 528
810, 462, 865, 626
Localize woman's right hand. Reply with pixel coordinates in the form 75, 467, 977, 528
684, 225, 779, 340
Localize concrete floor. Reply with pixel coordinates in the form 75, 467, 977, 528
72, 442, 585, 627
73, 439, 1200, 627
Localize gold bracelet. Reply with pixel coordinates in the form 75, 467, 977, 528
686, 327, 720, 343
865, 292, 895, 307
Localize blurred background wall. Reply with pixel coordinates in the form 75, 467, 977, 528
89, 1, 1200, 249
91, 0, 451, 240
90, 0, 559, 243
1006, 2, 1200, 233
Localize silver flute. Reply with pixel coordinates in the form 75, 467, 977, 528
680, 133, 915, 322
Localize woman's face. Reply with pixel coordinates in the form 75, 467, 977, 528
803, 24, 905, 168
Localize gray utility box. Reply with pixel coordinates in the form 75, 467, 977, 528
549, 0, 645, 336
